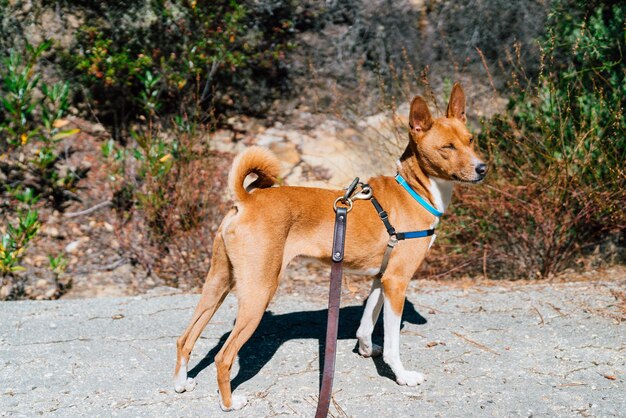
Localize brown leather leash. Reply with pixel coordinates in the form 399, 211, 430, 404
315, 205, 347, 418
315, 178, 371, 418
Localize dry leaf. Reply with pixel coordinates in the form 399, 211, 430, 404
53, 119, 70, 128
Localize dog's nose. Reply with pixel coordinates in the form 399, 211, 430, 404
475, 163, 488, 176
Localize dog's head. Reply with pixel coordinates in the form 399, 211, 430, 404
408, 83, 487, 183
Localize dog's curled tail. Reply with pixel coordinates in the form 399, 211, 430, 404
228, 146, 281, 203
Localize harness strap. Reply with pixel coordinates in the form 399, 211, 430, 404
371, 197, 396, 236
370, 198, 436, 242
397, 229, 435, 240
378, 235, 398, 276
370, 197, 436, 276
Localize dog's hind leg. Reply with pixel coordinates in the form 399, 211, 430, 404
356, 277, 384, 357
214, 256, 282, 411
174, 233, 232, 393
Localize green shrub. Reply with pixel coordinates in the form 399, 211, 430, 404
0, 40, 84, 210
0, 41, 50, 149
65, 0, 298, 130
439, 0, 626, 278
0, 188, 40, 276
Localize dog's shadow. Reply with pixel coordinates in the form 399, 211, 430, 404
188, 298, 427, 390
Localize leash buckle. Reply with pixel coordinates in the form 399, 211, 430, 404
342, 177, 360, 201
352, 185, 372, 201
333, 196, 353, 213
335, 178, 373, 213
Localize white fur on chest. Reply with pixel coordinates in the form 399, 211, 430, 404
427, 177, 453, 221
427, 176, 452, 248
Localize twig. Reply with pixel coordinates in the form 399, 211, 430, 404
200, 60, 220, 103
414, 302, 445, 314
476, 47, 496, 94
545, 302, 567, 317
444, 350, 471, 364
558, 382, 586, 387
451, 331, 500, 356
428, 259, 475, 279
532, 306, 545, 326
331, 396, 348, 418
64, 200, 112, 218
482, 245, 488, 280
97, 257, 127, 271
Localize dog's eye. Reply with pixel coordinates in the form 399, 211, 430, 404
442, 143, 455, 150
469, 137, 474, 144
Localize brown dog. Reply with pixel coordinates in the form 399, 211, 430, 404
173, 83, 487, 411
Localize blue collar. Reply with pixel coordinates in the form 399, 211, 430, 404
395, 173, 444, 217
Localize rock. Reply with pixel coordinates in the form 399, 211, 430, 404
36, 279, 48, 289
41, 226, 61, 238
256, 131, 284, 146
0, 285, 10, 299
65, 240, 82, 254
91, 123, 106, 134
227, 115, 253, 132
103, 222, 114, 233
340, 128, 363, 143
269, 142, 300, 166
32, 255, 49, 267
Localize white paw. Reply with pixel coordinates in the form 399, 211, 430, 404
218, 391, 248, 411
395, 370, 425, 386
358, 343, 383, 358
174, 377, 196, 393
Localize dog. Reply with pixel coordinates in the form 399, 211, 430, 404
173, 83, 487, 411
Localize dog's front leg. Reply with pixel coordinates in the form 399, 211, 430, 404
356, 277, 384, 357
381, 276, 425, 386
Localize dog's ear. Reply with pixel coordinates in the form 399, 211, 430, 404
409, 96, 433, 133
446, 83, 466, 123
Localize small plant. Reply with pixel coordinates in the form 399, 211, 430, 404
0, 40, 83, 210
30, 80, 81, 192
9, 186, 40, 206
122, 71, 178, 228
48, 253, 68, 275
0, 207, 40, 276
0, 41, 51, 149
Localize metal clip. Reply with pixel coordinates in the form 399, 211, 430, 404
333, 196, 353, 213
343, 177, 360, 201
352, 185, 372, 201
335, 177, 373, 212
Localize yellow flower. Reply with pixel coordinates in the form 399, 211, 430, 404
21, 133, 28, 145
159, 154, 172, 163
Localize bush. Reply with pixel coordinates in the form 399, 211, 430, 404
434, 0, 626, 279
0, 40, 84, 209
95, 70, 232, 288
64, 0, 299, 133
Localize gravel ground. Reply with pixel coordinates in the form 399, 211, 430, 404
1, 279, 624, 417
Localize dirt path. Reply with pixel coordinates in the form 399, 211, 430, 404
1, 279, 624, 417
